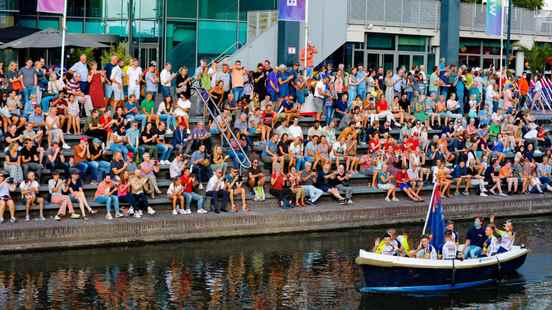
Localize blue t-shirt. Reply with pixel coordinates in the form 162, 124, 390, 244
262, 141, 278, 158
104, 63, 114, 83
125, 101, 139, 115
282, 100, 294, 111
335, 99, 347, 114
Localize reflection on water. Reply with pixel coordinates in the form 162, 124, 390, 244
0, 217, 550, 309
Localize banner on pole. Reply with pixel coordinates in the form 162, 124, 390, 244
485, 0, 503, 36
37, 0, 64, 14
279, 0, 306, 22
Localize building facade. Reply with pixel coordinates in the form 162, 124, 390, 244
3, 0, 276, 70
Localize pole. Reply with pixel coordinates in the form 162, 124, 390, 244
505, 0, 512, 74
303, 0, 309, 79
422, 183, 438, 236
59, 0, 67, 80
499, 0, 505, 92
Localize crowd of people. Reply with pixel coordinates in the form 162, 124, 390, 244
0, 51, 551, 223
373, 215, 515, 260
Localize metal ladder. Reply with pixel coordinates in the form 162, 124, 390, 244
191, 85, 252, 170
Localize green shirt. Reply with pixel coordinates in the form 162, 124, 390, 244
489, 123, 500, 137
140, 99, 155, 114
429, 72, 439, 93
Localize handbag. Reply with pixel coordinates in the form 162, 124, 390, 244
11, 80, 23, 92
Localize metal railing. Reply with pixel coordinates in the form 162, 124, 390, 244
208, 41, 242, 68
348, 0, 552, 37
191, 85, 252, 170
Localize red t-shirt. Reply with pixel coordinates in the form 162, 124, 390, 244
395, 170, 409, 185
180, 175, 193, 193
271, 172, 284, 190
376, 100, 388, 113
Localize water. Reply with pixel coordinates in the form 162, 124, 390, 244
0, 216, 551, 309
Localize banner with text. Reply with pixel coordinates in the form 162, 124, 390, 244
485, 0, 503, 36
279, 0, 305, 22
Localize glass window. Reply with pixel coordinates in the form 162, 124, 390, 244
398, 36, 426, 52
20, 0, 37, 15
84, 20, 105, 34
198, 20, 238, 61
199, 0, 238, 20
105, 0, 127, 19
134, 0, 160, 19
134, 20, 159, 38
17, 18, 37, 28
67, 19, 84, 32
67, 0, 85, 17
166, 21, 196, 73
353, 50, 364, 67
106, 20, 127, 36
86, 0, 103, 18
168, 0, 197, 18
38, 18, 59, 30
366, 34, 395, 50
398, 54, 410, 70
239, 0, 277, 19
0, 0, 17, 11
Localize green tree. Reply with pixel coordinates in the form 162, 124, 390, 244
100, 41, 131, 67
67, 47, 95, 67
461, 0, 544, 10
516, 43, 552, 73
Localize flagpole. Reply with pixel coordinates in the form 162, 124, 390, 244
303, 0, 309, 80
59, 0, 67, 80
422, 183, 438, 236
499, 0, 505, 92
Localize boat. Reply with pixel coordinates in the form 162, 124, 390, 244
356, 245, 528, 293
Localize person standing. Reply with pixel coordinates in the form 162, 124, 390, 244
70, 54, 89, 94
145, 62, 159, 99
231, 60, 246, 103
160, 63, 175, 98
88, 61, 106, 110
110, 59, 124, 111
103, 55, 118, 106
19, 59, 37, 105
127, 58, 143, 100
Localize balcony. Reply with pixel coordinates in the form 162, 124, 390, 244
348, 0, 552, 37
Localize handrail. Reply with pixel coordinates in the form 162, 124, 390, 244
191, 85, 252, 170
208, 41, 241, 68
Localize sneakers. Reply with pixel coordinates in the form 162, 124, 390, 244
55, 215, 62, 221
128, 207, 135, 215
105, 213, 113, 220
499, 192, 508, 197
385, 197, 391, 202
25, 215, 30, 221
463, 191, 469, 196
147, 207, 156, 215
62, 143, 70, 150
347, 199, 353, 205
134, 212, 142, 219
178, 208, 186, 215
392, 197, 399, 202
37, 216, 46, 221
0, 217, 3, 224
184, 209, 192, 215
339, 199, 346, 205
115, 212, 124, 218
480, 192, 488, 197
9, 217, 16, 223
198, 209, 208, 214
166, 129, 173, 135
70, 213, 81, 219
172, 209, 179, 216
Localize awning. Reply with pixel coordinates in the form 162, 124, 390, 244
0, 28, 108, 49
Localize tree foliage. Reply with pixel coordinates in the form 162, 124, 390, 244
100, 41, 131, 67
461, 0, 544, 10
516, 43, 552, 73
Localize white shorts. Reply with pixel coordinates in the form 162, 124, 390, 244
113, 87, 124, 101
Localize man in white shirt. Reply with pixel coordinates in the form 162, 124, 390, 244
127, 58, 143, 100
205, 169, 228, 214
288, 118, 303, 139
110, 60, 124, 108
160, 63, 175, 98
69, 54, 89, 94
19, 171, 45, 221
313, 76, 329, 121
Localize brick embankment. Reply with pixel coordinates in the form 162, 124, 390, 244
0, 194, 550, 253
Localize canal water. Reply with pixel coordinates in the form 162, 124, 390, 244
0, 216, 551, 309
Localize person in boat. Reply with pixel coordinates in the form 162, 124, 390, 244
445, 220, 459, 244
412, 235, 437, 260
490, 215, 515, 254
373, 229, 404, 256
463, 216, 487, 259
481, 224, 501, 257
441, 231, 458, 260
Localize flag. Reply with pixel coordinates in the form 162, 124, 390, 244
428, 185, 445, 251
37, 0, 65, 14
279, 0, 306, 22
485, 0, 503, 36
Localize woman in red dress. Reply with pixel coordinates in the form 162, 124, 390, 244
88, 61, 106, 110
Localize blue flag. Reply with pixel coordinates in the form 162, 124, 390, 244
279, 0, 306, 22
485, 0, 503, 36
428, 186, 445, 251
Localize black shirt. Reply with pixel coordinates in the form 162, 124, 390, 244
141, 129, 157, 146
20, 145, 39, 163
111, 159, 125, 173
466, 226, 486, 248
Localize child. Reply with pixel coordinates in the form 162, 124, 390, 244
441, 230, 458, 260
167, 178, 185, 215
288, 167, 305, 207
67, 94, 81, 135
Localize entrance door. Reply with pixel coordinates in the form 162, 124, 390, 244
398, 54, 410, 70
366, 53, 380, 70
383, 54, 394, 72
137, 43, 159, 68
